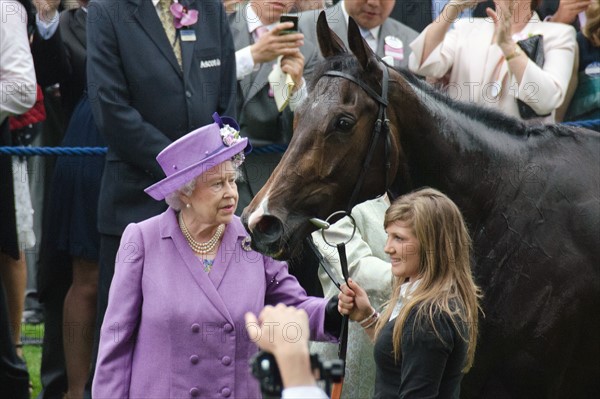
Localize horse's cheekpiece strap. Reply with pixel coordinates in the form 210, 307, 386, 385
322, 61, 392, 212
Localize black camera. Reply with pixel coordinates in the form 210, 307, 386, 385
250, 351, 344, 398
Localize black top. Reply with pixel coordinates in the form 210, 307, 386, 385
577, 32, 600, 72
373, 306, 468, 398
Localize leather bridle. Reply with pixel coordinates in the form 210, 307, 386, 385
322, 61, 392, 214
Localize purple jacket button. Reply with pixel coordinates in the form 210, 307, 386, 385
191, 323, 200, 333
190, 387, 200, 397
221, 387, 231, 397
221, 356, 231, 366
190, 355, 199, 364
223, 323, 233, 333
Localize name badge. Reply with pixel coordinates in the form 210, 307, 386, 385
180, 29, 197, 42
585, 62, 600, 77
384, 36, 404, 61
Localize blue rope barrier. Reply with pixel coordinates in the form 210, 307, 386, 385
561, 119, 600, 131
252, 144, 288, 154
0, 146, 107, 156
3, 121, 597, 158
0, 144, 290, 157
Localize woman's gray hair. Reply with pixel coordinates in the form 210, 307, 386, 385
165, 178, 196, 211
164, 161, 244, 210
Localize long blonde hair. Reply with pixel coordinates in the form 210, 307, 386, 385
375, 188, 482, 372
583, 0, 600, 47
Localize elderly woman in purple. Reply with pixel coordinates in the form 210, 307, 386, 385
92, 114, 340, 398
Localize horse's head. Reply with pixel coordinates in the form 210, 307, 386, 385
242, 12, 407, 259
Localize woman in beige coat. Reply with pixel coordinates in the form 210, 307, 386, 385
409, 0, 577, 123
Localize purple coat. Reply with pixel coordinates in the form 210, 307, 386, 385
93, 208, 335, 398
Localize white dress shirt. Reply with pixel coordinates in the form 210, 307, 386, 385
235, 3, 269, 80
0, 0, 37, 124
341, 0, 378, 53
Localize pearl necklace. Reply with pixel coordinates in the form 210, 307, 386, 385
178, 212, 224, 255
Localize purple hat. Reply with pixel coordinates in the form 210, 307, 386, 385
145, 113, 251, 201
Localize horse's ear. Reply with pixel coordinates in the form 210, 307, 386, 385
347, 17, 377, 71
316, 10, 347, 58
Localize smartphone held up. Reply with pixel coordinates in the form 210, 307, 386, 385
279, 15, 298, 34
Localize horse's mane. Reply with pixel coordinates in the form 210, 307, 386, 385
308, 53, 581, 140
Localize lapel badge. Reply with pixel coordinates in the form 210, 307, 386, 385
384, 36, 404, 61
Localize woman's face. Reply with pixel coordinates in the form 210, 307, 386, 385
182, 160, 238, 226
384, 221, 421, 281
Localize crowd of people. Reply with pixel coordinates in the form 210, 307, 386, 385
1, 0, 598, 398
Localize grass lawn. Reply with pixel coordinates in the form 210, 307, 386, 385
22, 323, 44, 398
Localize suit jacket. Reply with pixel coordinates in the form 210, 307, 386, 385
298, 2, 419, 68
87, 0, 237, 236
408, 14, 578, 122
93, 210, 335, 399
390, 0, 433, 33
31, 7, 87, 123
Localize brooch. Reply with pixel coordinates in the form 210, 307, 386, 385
241, 236, 252, 252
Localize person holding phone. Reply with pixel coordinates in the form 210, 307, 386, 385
228, 0, 319, 215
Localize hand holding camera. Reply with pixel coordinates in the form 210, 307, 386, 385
245, 305, 315, 390
246, 304, 343, 398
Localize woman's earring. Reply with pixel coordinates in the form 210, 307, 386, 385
186, 203, 191, 209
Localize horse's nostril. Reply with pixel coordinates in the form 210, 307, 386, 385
255, 215, 284, 244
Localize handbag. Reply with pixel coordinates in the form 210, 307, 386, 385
515, 35, 551, 119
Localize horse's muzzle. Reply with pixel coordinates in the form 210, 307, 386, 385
243, 213, 287, 259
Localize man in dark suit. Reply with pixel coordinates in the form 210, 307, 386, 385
86, 0, 236, 392
299, 0, 418, 67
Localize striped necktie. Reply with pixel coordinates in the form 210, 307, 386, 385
158, 0, 182, 69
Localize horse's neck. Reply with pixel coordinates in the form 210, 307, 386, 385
393, 81, 524, 224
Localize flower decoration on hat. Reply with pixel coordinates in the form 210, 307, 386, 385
213, 112, 246, 168
170, 1, 199, 29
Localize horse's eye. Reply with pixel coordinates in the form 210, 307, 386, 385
335, 117, 354, 132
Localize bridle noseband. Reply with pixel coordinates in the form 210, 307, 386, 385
322, 61, 392, 214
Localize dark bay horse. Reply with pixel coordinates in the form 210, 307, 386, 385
242, 13, 600, 398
